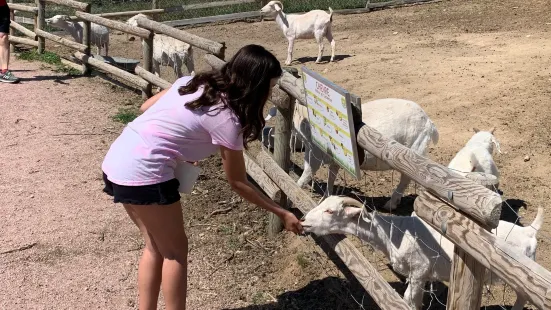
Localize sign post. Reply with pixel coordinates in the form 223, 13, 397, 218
301, 67, 362, 180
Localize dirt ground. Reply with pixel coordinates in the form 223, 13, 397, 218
2, 0, 551, 309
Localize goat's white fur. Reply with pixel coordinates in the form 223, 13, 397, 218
287, 98, 439, 210
127, 14, 195, 78
45, 15, 109, 56
260, 1, 335, 65
448, 127, 501, 181
302, 196, 543, 310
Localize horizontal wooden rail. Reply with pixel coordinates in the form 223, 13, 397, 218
60, 58, 84, 73
75, 12, 151, 39
244, 154, 281, 201
43, 0, 89, 11
8, 35, 38, 46
35, 28, 87, 53
134, 66, 171, 90
164, 11, 261, 28
73, 52, 149, 89
95, 9, 165, 19
136, 16, 225, 58
414, 191, 551, 309
255, 151, 410, 310
355, 123, 502, 228
10, 20, 36, 39
8, 3, 38, 12
14, 16, 34, 25
166, 0, 257, 12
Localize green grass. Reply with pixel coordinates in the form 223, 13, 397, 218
296, 253, 309, 269
112, 107, 140, 124
17, 50, 82, 75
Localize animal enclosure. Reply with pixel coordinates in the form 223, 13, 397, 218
4, 0, 551, 309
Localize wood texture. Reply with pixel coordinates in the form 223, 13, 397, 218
75, 12, 151, 39
60, 57, 84, 73
73, 52, 149, 89
43, 0, 89, 11
93, 9, 164, 18
8, 35, 39, 47
464, 171, 499, 190
35, 29, 88, 53
8, 3, 38, 12
8, 0, 15, 53
355, 123, 502, 228
279, 71, 306, 105
164, 11, 261, 28
414, 191, 551, 310
141, 35, 154, 98
243, 154, 281, 201
10, 20, 36, 39
81, 5, 91, 74
134, 66, 171, 90
268, 88, 292, 236
35, 0, 44, 53
255, 151, 410, 310
15, 16, 34, 25
136, 17, 225, 57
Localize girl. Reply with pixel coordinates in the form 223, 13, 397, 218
101, 44, 303, 310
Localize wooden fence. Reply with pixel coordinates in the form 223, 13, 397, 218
202, 54, 551, 309
7, 0, 551, 308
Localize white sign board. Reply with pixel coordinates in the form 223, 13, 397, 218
301, 67, 362, 180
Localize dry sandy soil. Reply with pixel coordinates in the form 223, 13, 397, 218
2, 0, 551, 309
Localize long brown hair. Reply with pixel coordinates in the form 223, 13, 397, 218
178, 44, 282, 149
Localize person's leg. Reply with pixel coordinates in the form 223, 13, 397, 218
0, 7, 19, 84
0, 32, 8, 71
128, 201, 188, 310
123, 204, 164, 310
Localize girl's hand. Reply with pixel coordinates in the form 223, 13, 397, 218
185, 161, 199, 166
281, 211, 304, 235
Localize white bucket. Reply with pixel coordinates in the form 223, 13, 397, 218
174, 161, 201, 194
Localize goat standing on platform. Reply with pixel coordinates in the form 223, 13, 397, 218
260, 1, 335, 65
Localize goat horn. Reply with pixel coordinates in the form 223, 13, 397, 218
339, 197, 364, 208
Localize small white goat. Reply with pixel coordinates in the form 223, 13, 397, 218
260, 1, 335, 65
285, 98, 439, 210
448, 127, 501, 179
302, 196, 543, 310
127, 14, 195, 78
45, 15, 109, 56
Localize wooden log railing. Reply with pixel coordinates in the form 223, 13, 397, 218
8, 35, 38, 47
134, 66, 172, 90
8, 3, 38, 12
10, 20, 37, 39
75, 12, 151, 39
42, 0, 88, 11
414, 191, 551, 310
35, 28, 87, 53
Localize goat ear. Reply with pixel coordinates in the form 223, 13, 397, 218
489, 127, 496, 134
343, 206, 362, 218
473, 127, 480, 133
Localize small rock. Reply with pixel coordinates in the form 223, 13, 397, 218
29, 194, 34, 199
322, 68, 328, 73
393, 31, 398, 35
524, 155, 530, 162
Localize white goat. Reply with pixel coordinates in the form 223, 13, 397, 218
286, 98, 439, 210
302, 196, 543, 310
45, 15, 109, 56
260, 1, 335, 65
127, 14, 195, 78
448, 127, 501, 180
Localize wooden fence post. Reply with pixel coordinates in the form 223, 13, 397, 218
35, 0, 45, 54
141, 31, 154, 98
8, 0, 14, 53
447, 172, 496, 310
81, 4, 92, 75
267, 86, 292, 236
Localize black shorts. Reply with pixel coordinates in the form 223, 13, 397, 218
102, 172, 181, 205
0, 5, 10, 34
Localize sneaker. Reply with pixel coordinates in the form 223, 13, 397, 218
0, 70, 20, 84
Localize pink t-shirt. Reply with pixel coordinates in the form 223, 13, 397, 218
102, 76, 243, 186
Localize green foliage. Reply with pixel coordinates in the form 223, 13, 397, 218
112, 107, 139, 124
17, 50, 82, 76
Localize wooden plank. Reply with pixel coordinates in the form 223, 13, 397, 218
8, 35, 39, 47
35, 0, 44, 53
164, 0, 257, 13
255, 151, 410, 310
164, 11, 261, 28
134, 66, 172, 90
355, 123, 502, 228
8, 3, 38, 12
414, 191, 551, 310
141, 35, 154, 98
81, 5, 91, 74
15, 16, 34, 25
35, 28, 87, 53
75, 12, 151, 39
73, 52, 149, 89
43, 0, 89, 11
268, 86, 292, 236
60, 57, 84, 73
137, 17, 225, 57
8, 0, 15, 53
243, 154, 281, 201
10, 20, 36, 39
93, 9, 165, 19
